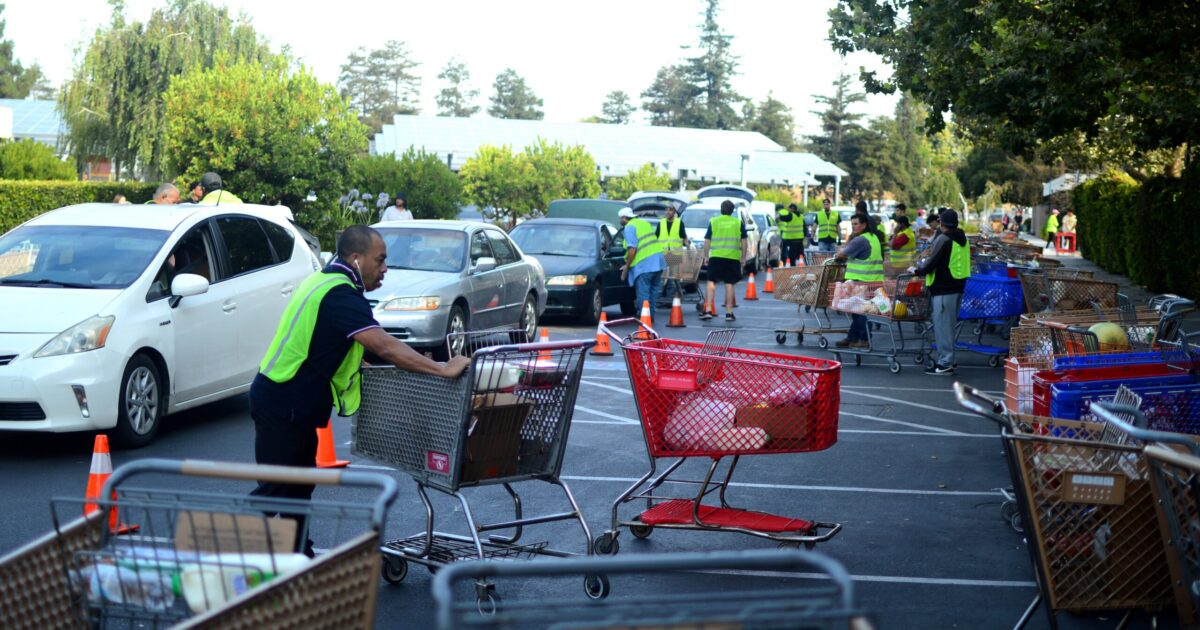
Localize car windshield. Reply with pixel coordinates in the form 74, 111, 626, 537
378, 228, 466, 273
0, 225, 169, 289
510, 224, 596, 257
683, 209, 719, 229
751, 215, 767, 232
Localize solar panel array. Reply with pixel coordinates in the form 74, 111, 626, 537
0, 99, 65, 150
373, 115, 847, 185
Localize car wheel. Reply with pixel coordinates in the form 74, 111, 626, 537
114, 354, 163, 448
435, 304, 468, 361
520, 294, 538, 341
582, 286, 603, 326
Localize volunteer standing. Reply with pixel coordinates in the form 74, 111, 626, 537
911, 209, 970, 376
249, 225, 469, 553
619, 208, 664, 324
656, 203, 689, 300
776, 203, 806, 265
835, 213, 884, 348
701, 200, 747, 322
888, 215, 916, 271
814, 199, 840, 253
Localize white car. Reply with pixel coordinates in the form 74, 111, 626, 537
0, 203, 321, 447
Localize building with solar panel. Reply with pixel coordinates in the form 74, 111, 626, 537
373, 115, 850, 204
0, 99, 64, 152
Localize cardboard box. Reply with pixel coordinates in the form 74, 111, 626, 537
734, 404, 812, 441
175, 511, 296, 553
461, 393, 532, 482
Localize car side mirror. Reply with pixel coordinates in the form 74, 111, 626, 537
607, 246, 626, 259
168, 273, 209, 308
320, 251, 333, 265
471, 256, 496, 274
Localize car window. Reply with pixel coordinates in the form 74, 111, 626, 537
378, 228, 465, 273
600, 227, 613, 254
148, 224, 215, 301
682, 210, 718, 229
262, 220, 295, 263
751, 215, 767, 232
470, 231, 494, 264
485, 229, 521, 265
0, 224, 168, 290
510, 224, 596, 258
215, 216, 275, 279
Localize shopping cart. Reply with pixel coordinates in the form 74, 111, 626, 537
1019, 270, 1119, 313
661, 248, 706, 311
772, 260, 849, 346
1092, 402, 1200, 627
0, 459, 397, 630
432, 549, 873, 629
351, 337, 608, 602
804, 250, 837, 267
594, 318, 843, 554
944, 273, 1026, 367
446, 326, 529, 358
824, 273, 932, 373
956, 384, 1178, 629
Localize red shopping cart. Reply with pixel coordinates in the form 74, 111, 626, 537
593, 319, 843, 555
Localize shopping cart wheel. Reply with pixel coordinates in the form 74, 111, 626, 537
775, 333, 787, 345
475, 583, 501, 616
629, 519, 653, 539
973, 325, 983, 336
1000, 501, 1024, 532
889, 360, 902, 374
381, 555, 408, 584
817, 336, 829, 350
988, 355, 1003, 368
593, 532, 619, 556
914, 352, 926, 365
584, 574, 611, 600
796, 333, 804, 345
924, 357, 935, 370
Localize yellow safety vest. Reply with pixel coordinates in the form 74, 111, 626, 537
709, 215, 743, 260
927, 240, 972, 286
816, 210, 838, 240
845, 233, 884, 282
629, 218, 662, 267
657, 219, 684, 252
777, 210, 805, 240
890, 228, 916, 267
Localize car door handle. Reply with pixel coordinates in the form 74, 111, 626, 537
281, 284, 294, 297
222, 302, 237, 313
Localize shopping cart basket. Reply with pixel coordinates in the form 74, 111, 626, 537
432, 549, 873, 629
824, 273, 932, 373
1093, 402, 1200, 627
1020, 271, 1118, 313
594, 318, 842, 554
772, 260, 849, 346
956, 385, 1177, 629
352, 338, 608, 601
0, 459, 397, 630
661, 248, 706, 310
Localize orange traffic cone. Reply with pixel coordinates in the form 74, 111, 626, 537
316, 422, 349, 468
591, 312, 613, 355
701, 286, 716, 319
667, 295, 686, 327
763, 267, 775, 293
796, 255, 806, 267
634, 300, 654, 340
786, 258, 792, 267
745, 273, 759, 300
84, 435, 138, 534
537, 328, 552, 361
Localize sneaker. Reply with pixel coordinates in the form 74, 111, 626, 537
835, 338, 853, 348
725, 312, 736, 322
849, 340, 869, 349
699, 312, 713, 321
924, 364, 955, 376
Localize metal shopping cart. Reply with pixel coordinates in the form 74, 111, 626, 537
772, 260, 849, 346
824, 273, 932, 373
432, 549, 873, 629
593, 319, 843, 554
1019, 270, 1119, 314
955, 385, 1178, 629
351, 337, 608, 602
661, 248, 706, 311
0, 459, 397, 630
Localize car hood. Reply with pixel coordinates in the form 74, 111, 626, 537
0, 287, 121, 334
535, 255, 596, 278
367, 269, 461, 301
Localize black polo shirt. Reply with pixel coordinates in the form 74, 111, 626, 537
248, 260, 381, 428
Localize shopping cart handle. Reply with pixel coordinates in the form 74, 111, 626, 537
471, 339, 596, 358
953, 382, 1010, 428
1089, 404, 1200, 455
597, 317, 659, 345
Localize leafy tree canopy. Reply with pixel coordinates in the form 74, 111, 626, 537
435, 58, 480, 118
489, 69, 543, 120
599, 90, 634, 125
604, 162, 671, 200
338, 40, 422, 133
460, 144, 534, 228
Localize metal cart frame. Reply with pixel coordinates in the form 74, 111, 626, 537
824, 273, 932, 374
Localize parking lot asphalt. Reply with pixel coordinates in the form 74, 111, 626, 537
0, 286, 1182, 629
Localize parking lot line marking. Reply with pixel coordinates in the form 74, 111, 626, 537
695, 569, 1035, 588
839, 411, 965, 435
840, 429, 993, 438
580, 379, 634, 395
350, 463, 395, 471
575, 405, 639, 424
580, 375, 630, 381
841, 389, 977, 418
844, 385, 1003, 396
560, 475, 999, 497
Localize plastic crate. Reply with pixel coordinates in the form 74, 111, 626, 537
1049, 377, 1200, 419
1032, 363, 1195, 416
960, 275, 1024, 319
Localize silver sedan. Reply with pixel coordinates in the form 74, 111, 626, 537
366, 221, 547, 359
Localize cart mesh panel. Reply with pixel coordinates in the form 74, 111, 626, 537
0, 513, 102, 629
1144, 446, 1200, 626
623, 339, 840, 457
1008, 419, 1174, 612
960, 275, 1024, 319
663, 249, 703, 282
1020, 273, 1119, 313
355, 367, 471, 492
774, 264, 845, 308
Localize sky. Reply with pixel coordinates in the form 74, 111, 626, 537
3, 0, 898, 140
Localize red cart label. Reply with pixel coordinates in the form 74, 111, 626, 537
426, 451, 450, 473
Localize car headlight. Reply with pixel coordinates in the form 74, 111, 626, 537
381, 297, 440, 311
546, 275, 588, 286
34, 315, 115, 358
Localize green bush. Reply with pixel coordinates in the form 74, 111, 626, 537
752, 187, 796, 208
1072, 171, 1138, 276
0, 180, 157, 234
0, 140, 76, 180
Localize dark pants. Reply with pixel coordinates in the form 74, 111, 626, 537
848, 314, 869, 342
248, 404, 319, 554
1046, 232, 1057, 249
781, 240, 805, 266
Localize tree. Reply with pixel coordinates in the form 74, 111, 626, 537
459, 145, 534, 228
435, 58, 479, 117
744, 92, 797, 150
0, 139, 75, 180
0, 4, 43, 98
641, 65, 698, 127
338, 40, 421, 133
162, 55, 367, 222
522, 138, 601, 211
806, 72, 866, 168
60, 0, 271, 180
599, 90, 634, 124
681, 0, 744, 130
488, 69, 543, 120
388, 148, 462, 220
604, 162, 671, 200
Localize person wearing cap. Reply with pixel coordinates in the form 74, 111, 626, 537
656, 202, 688, 300
619, 207, 664, 325
912, 208, 970, 375
198, 172, 244, 205
381, 193, 414, 221
1044, 208, 1060, 251
815, 198, 840, 252
776, 202, 806, 265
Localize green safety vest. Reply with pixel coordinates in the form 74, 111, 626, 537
657, 218, 684, 252
926, 239, 972, 286
1044, 215, 1059, 236
200, 190, 244, 205
845, 232, 885, 282
259, 272, 365, 416
629, 218, 662, 267
816, 210, 839, 240
709, 214, 743, 261
777, 210, 806, 240
890, 228, 916, 267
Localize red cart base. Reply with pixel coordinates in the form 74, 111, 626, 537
640, 499, 814, 533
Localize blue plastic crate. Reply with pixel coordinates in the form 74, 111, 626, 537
974, 261, 1010, 277
1052, 350, 1196, 370
959, 275, 1024, 320
1050, 376, 1200, 419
